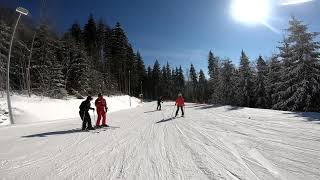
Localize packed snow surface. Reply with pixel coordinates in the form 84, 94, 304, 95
0, 102, 320, 180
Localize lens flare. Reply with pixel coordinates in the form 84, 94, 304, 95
231, 0, 271, 24
280, 0, 314, 6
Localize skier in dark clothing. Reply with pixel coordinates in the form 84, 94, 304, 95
79, 96, 95, 131
175, 93, 185, 117
157, 96, 163, 110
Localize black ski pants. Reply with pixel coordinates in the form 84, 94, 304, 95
175, 106, 184, 116
79, 111, 93, 130
157, 103, 161, 110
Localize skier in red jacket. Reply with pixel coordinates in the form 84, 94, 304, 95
95, 93, 109, 128
175, 93, 185, 117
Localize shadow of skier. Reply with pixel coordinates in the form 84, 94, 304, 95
144, 110, 158, 113
156, 117, 176, 124
22, 129, 82, 138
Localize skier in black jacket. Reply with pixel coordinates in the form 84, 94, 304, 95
79, 96, 95, 131
157, 96, 163, 110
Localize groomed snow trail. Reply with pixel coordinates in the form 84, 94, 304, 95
1, 102, 320, 180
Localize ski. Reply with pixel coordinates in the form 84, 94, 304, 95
90, 126, 120, 133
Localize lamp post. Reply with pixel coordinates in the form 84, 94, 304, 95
7, 7, 29, 124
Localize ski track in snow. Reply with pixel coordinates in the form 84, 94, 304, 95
0, 102, 320, 180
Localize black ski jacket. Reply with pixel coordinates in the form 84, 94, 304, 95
79, 100, 94, 112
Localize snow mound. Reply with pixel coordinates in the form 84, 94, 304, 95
0, 102, 9, 126
0, 94, 141, 125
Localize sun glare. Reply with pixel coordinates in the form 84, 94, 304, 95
231, 0, 271, 25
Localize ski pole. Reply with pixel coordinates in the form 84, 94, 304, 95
92, 109, 95, 121
82, 111, 85, 121
171, 105, 176, 117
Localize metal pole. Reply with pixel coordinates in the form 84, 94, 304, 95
140, 81, 142, 95
7, 13, 22, 124
129, 70, 131, 107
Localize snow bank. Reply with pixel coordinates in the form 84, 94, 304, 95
0, 94, 141, 125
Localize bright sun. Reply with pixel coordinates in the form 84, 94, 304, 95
231, 0, 270, 25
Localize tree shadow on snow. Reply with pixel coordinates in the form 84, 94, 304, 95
226, 106, 244, 111
156, 117, 175, 124
144, 110, 158, 113
196, 104, 222, 110
163, 104, 175, 107
186, 104, 208, 108
22, 129, 82, 138
282, 112, 320, 123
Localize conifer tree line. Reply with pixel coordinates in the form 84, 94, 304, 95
205, 17, 320, 112
1, 6, 319, 112
144, 17, 320, 112
0, 7, 145, 98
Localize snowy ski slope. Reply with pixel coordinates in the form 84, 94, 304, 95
0, 102, 320, 180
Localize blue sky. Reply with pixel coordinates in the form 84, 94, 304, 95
2, 0, 320, 76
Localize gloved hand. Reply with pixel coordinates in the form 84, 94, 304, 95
105, 107, 108, 112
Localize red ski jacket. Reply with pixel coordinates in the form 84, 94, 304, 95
175, 97, 185, 107
95, 97, 107, 112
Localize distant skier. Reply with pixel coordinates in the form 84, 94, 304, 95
175, 93, 185, 117
157, 96, 163, 110
79, 96, 95, 131
95, 93, 109, 128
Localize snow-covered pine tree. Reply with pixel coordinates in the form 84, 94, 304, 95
0, 21, 24, 91
135, 51, 146, 96
266, 55, 281, 107
171, 68, 177, 98
145, 66, 153, 99
189, 64, 198, 102
177, 66, 185, 96
198, 69, 207, 103
152, 60, 161, 99
238, 50, 254, 107
96, 19, 114, 79
70, 22, 82, 43
60, 33, 90, 95
220, 59, 237, 105
110, 22, 130, 93
31, 24, 66, 98
49, 60, 68, 99
254, 55, 268, 108
83, 14, 97, 57
126, 44, 138, 95
165, 62, 173, 98
160, 65, 168, 97
0, 21, 11, 94
273, 17, 320, 112
207, 51, 220, 102
76, 46, 91, 95
102, 22, 112, 79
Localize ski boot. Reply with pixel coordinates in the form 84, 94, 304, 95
101, 124, 110, 128
95, 125, 102, 129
